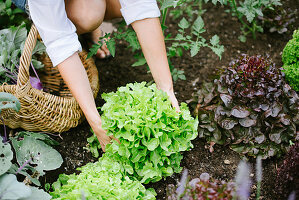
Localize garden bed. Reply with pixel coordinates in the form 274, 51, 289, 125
39, 1, 299, 199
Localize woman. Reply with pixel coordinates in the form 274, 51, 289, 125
12, 0, 180, 151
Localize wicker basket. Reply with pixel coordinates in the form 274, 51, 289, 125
0, 24, 100, 133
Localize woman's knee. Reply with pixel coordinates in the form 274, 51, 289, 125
65, 0, 106, 34
104, 0, 122, 20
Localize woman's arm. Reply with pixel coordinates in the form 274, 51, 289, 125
131, 18, 180, 111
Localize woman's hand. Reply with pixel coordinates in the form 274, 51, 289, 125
131, 18, 180, 112
160, 87, 180, 112
91, 120, 119, 152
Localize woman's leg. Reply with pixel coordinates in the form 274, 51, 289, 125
64, 0, 122, 59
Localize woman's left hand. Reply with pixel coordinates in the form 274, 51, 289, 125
162, 88, 180, 112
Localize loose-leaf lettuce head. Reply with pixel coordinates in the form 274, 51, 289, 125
50, 154, 156, 200
99, 82, 198, 183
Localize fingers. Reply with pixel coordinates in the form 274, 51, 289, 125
96, 44, 110, 59
171, 99, 181, 113
110, 135, 120, 144
101, 43, 111, 56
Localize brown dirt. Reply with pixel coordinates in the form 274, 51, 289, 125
41, 1, 299, 199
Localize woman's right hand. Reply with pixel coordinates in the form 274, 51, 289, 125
91, 121, 119, 152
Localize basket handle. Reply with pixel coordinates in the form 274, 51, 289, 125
17, 24, 38, 88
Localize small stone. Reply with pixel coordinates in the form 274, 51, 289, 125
224, 160, 231, 165
250, 173, 254, 177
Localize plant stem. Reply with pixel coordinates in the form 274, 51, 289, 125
30, 62, 41, 81
161, 8, 168, 34
252, 21, 256, 39
16, 157, 32, 175
0, 116, 8, 143
229, 0, 253, 33
256, 181, 261, 200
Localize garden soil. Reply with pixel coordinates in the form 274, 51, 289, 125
39, 1, 298, 199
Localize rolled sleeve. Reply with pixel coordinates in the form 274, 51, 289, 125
119, 0, 161, 25
28, 0, 82, 67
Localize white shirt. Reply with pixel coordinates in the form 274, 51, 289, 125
28, 0, 160, 66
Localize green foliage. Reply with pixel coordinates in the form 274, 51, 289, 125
204, 0, 282, 41
167, 170, 235, 199
0, 174, 51, 200
194, 55, 299, 158
50, 154, 156, 200
9, 132, 63, 185
88, 2, 223, 82
87, 82, 198, 183
0, 173, 32, 199
258, 6, 298, 34
0, 0, 30, 29
0, 131, 59, 199
0, 92, 20, 114
0, 139, 13, 176
231, 0, 282, 41
170, 0, 202, 21
282, 30, 299, 91
0, 24, 45, 84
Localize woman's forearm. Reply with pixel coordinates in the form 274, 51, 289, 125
131, 18, 173, 92
131, 18, 180, 111
57, 53, 100, 125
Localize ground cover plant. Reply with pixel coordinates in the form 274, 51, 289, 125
87, 82, 198, 184
50, 153, 156, 200
194, 54, 299, 158
282, 29, 299, 91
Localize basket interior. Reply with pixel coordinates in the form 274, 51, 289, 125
38, 51, 97, 98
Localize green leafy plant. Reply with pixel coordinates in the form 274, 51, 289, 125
0, 173, 51, 200
0, 0, 30, 29
0, 92, 20, 143
282, 29, 299, 91
193, 54, 299, 158
275, 142, 299, 199
0, 136, 52, 200
50, 153, 156, 200
87, 82, 198, 183
0, 23, 45, 85
170, 0, 203, 21
8, 131, 62, 186
0, 116, 61, 199
88, 1, 224, 82
258, 6, 298, 34
204, 0, 282, 42
167, 170, 235, 199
